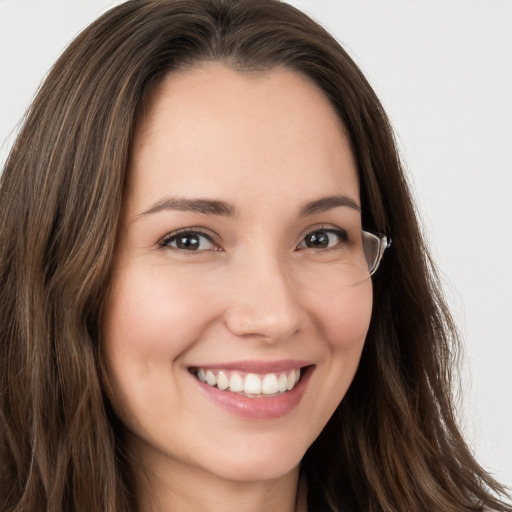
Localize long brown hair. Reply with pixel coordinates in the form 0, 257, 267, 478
0, 1, 510, 511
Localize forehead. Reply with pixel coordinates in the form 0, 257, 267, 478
128, 63, 359, 213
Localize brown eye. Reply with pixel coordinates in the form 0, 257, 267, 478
298, 229, 347, 250
161, 231, 215, 251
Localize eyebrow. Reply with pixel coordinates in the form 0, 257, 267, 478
299, 195, 361, 216
139, 197, 235, 217
138, 194, 360, 218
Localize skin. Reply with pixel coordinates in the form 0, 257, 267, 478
102, 63, 373, 512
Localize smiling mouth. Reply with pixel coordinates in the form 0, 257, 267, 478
190, 368, 302, 397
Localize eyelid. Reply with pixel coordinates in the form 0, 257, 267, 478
296, 225, 349, 250
157, 224, 352, 252
159, 227, 222, 251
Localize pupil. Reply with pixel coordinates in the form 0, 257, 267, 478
307, 231, 328, 248
177, 234, 199, 250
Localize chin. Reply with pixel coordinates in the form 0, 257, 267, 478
206, 451, 303, 483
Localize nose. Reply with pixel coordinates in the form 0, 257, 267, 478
222, 251, 304, 343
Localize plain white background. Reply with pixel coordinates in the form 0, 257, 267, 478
1, 0, 511, 489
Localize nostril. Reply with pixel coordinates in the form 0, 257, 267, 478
223, 309, 301, 342
222, 261, 304, 340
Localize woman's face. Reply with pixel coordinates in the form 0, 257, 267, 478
103, 63, 372, 486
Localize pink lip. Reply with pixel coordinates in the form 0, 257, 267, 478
191, 364, 314, 420
189, 359, 312, 374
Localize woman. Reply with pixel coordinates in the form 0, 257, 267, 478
0, 1, 510, 511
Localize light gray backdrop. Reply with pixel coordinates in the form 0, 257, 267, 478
1, 0, 511, 488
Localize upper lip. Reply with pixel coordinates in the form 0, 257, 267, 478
189, 359, 313, 374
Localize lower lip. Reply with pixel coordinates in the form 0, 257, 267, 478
193, 366, 313, 420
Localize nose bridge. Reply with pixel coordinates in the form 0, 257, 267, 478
223, 246, 303, 341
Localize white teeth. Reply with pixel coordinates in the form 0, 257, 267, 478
194, 368, 303, 396
278, 373, 288, 393
217, 371, 229, 390
229, 373, 244, 392
244, 373, 262, 394
205, 370, 217, 386
262, 373, 279, 395
286, 371, 295, 390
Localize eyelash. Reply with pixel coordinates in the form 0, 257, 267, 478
159, 226, 349, 253
297, 227, 348, 251
159, 229, 220, 252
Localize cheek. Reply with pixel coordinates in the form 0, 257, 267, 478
101, 268, 220, 447
101, 266, 218, 420
300, 282, 372, 441
312, 280, 373, 351
103, 266, 214, 360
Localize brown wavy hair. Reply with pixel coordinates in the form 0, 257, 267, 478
0, 1, 510, 511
